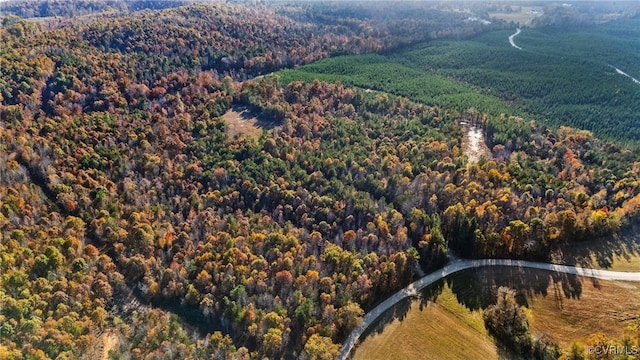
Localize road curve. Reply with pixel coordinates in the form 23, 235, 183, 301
509, 28, 523, 50
338, 259, 640, 360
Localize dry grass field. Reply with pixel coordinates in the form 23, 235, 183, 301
528, 277, 640, 348
488, 6, 543, 26
222, 105, 278, 140
353, 283, 500, 360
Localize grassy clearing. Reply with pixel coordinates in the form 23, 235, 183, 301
460, 266, 640, 348
528, 277, 640, 348
568, 250, 640, 272
353, 283, 500, 360
461, 125, 492, 163
488, 6, 543, 27
354, 266, 640, 358
222, 105, 278, 140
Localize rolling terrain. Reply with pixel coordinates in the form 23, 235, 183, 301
1, 1, 639, 359
280, 17, 640, 143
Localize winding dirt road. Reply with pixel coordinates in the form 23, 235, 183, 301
509, 28, 522, 50
338, 258, 640, 360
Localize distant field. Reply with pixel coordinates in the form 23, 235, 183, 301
468, 267, 640, 348
354, 267, 640, 358
488, 6, 543, 26
278, 17, 640, 143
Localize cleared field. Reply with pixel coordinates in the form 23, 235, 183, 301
528, 277, 640, 348
488, 6, 543, 26
354, 266, 640, 358
222, 105, 278, 140
353, 283, 500, 360
460, 267, 640, 348
461, 125, 491, 163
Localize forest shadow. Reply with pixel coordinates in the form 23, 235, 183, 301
558, 224, 640, 270
444, 266, 584, 311
419, 278, 446, 309
360, 296, 416, 340
234, 105, 280, 130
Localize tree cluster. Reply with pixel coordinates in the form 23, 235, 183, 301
483, 287, 561, 359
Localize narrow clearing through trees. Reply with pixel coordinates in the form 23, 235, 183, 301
222, 105, 279, 139
509, 28, 522, 50
461, 124, 491, 163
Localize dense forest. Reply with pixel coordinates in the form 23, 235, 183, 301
1, 2, 640, 359
280, 16, 640, 144
0, 0, 191, 18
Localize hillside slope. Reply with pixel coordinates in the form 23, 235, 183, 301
1, 2, 639, 359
